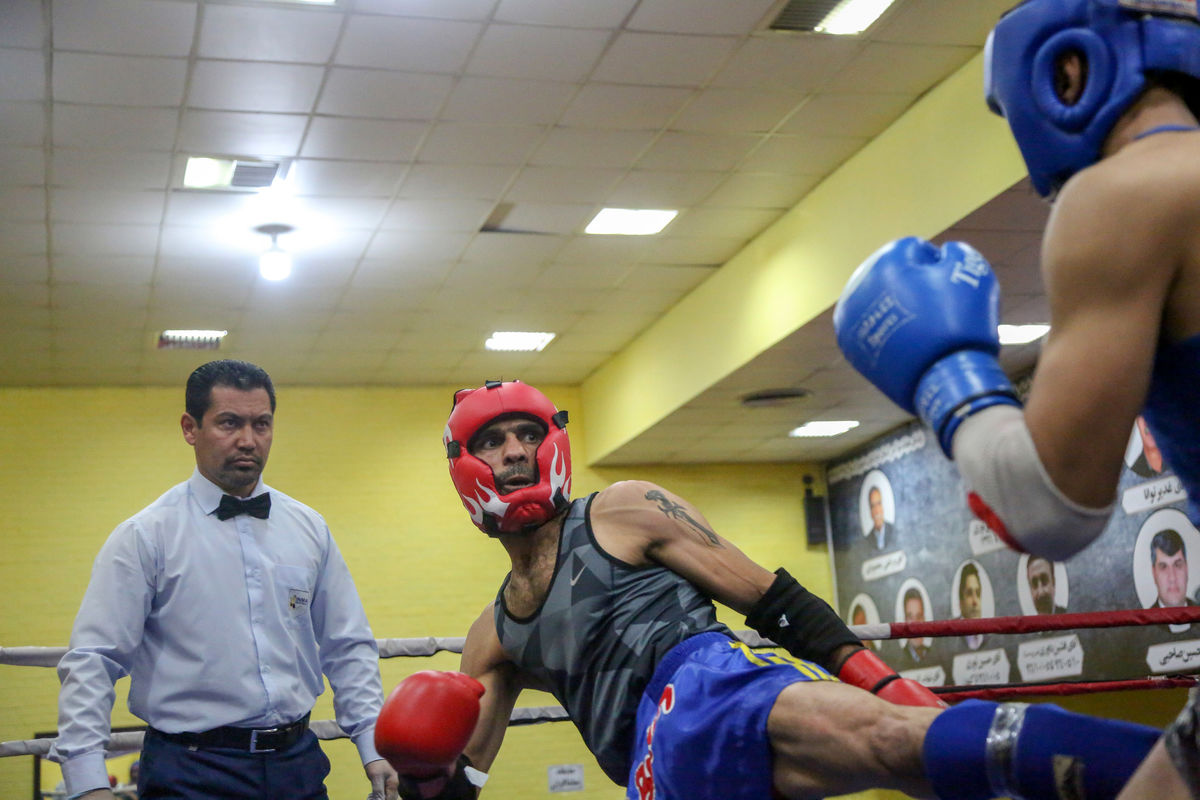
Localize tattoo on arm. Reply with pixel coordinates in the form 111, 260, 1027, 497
645, 489, 721, 546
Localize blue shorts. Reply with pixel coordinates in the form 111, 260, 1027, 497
625, 632, 835, 800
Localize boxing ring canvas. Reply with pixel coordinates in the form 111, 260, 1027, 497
825, 394, 1199, 689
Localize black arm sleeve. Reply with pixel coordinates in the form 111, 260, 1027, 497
744, 567, 862, 672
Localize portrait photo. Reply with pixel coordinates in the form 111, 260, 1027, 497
859, 469, 897, 551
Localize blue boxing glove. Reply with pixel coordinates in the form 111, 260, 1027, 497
833, 237, 1020, 456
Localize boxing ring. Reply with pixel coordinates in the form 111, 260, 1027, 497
5, 605, 1199, 760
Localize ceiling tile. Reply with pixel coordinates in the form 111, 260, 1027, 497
53, 281, 150, 311
530, 128, 656, 169
53, 0, 197, 57
665, 207, 783, 239
188, 61, 324, 114
53, 54, 186, 107
554, 233, 654, 265
712, 35, 862, 92
503, 166, 622, 204
494, 0, 639, 28
397, 164, 517, 200
53, 106, 179, 151
336, 16, 481, 72
380, 198, 493, 232
739, 134, 865, 175
51, 223, 159, 257
0, 187, 46, 222
50, 189, 166, 225
467, 25, 610, 82
289, 160, 408, 198
161, 191, 257, 227
4, 255, 50, 282
441, 77, 577, 125
0, 221, 49, 255
198, 4, 343, 63
1, 281, 49, 308
627, 0, 779, 35
0, 48, 44, 102
496, 203, 593, 235
780, 92, 916, 137
592, 32, 738, 87
672, 86, 807, 133
826, 42, 976, 94
0, 1, 43, 49
301, 117, 427, 161
636, 132, 761, 171
53, 255, 154, 285
703, 172, 820, 208
873, 0, 1015, 47
642, 236, 744, 265
559, 85, 693, 130
0, 145, 44, 184
364, 230, 473, 262
179, 110, 309, 157
0, 101, 44, 146
418, 124, 544, 165
352, 0, 496, 19
605, 169, 723, 207
459, 231, 566, 267
619, 263, 714, 292
52, 150, 172, 190
538, 260, 630, 291
318, 68, 454, 120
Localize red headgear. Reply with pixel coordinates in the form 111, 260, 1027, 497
444, 380, 571, 535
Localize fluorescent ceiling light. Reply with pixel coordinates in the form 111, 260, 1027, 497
184, 157, 235, 189
815, 0, 897, 35
999, 324, 1050, 345
789, 420, 860, 438
585, 208, 678, 235
158, 330, 228, 350
485, 331, 556, 352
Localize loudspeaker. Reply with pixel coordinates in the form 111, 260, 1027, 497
804, 494, 829, 546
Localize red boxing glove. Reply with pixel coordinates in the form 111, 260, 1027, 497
376, 671, 486, 778
836, 648, 946, 709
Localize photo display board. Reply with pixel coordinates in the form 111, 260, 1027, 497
826, 407, 1196, 688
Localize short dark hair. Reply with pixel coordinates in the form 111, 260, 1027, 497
1151, 528, 1186, 563
904, 588, 922, 607
185, 360, 275, 424
959, 562, 981, 602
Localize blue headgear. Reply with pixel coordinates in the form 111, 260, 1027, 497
985, 0, 1200, 197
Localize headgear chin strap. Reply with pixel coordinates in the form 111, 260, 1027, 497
444, 380, 571, 536
985, 0, 1200, 198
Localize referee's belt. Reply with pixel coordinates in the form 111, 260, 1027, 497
150, 712, 311, 753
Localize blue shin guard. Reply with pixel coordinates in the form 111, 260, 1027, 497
922, 700, 1160, 800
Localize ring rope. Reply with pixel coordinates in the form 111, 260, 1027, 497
850, 604, 1200, 641
9, 609, 1200, 759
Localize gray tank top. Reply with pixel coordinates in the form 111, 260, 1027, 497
494, 493, 731, 784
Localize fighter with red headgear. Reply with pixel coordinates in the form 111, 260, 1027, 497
371, 381, 1166, 800
443, 380, 571, 535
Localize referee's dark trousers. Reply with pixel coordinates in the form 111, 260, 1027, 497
138, 720, 330, 800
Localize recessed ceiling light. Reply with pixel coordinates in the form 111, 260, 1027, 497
585, 208, 678, 235
789, 420, 860, 438
158, 330, 228, 350
183, 157, 236, 189
815, 0, 898, 35
998, 324, 1050, 345
485, 331, 556, 352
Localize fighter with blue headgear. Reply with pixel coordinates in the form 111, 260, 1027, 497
985, 0, 1200, 197
833, 3, 1200, 796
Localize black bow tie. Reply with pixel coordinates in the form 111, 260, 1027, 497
216, 493, 271, 521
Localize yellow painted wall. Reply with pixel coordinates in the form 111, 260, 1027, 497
0, 385, 831, 800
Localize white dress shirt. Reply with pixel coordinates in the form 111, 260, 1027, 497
50, 469, 384, 796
